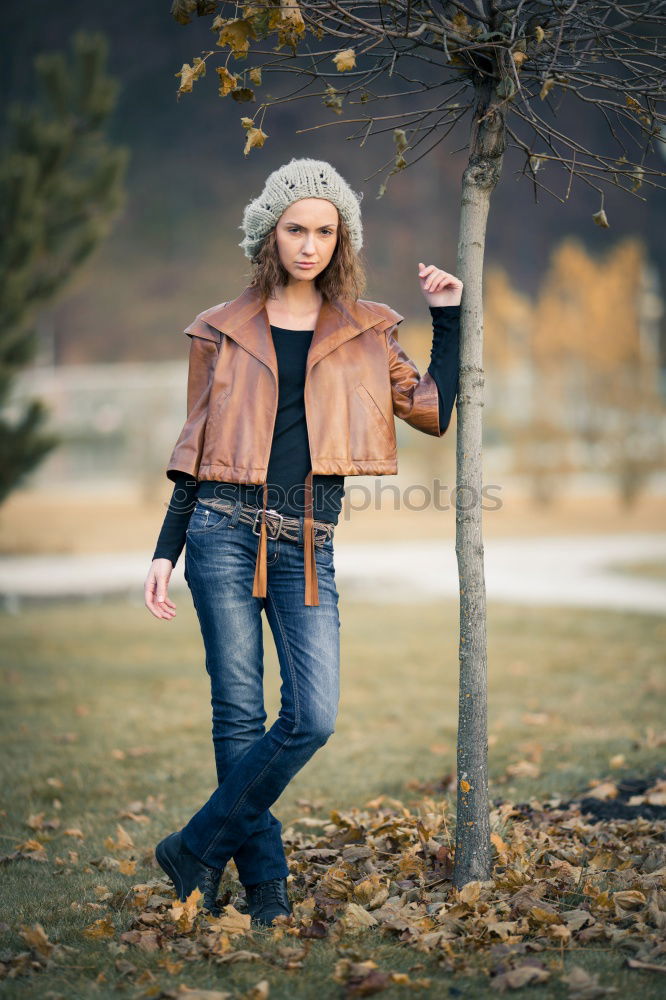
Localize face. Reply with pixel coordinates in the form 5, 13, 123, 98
274, 198, 339, 283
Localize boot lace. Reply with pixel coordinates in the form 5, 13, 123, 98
200, 864, 222, 912
248, 877, 290, 911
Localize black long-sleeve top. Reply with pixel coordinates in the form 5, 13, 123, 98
153, 304, 460, 566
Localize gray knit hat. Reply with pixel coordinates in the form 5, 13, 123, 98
239, 157, 364, 261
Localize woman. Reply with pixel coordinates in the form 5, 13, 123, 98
144, 157, 463, 927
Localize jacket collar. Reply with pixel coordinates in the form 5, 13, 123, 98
200, 284, 397, 379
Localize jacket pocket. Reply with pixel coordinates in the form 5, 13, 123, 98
353, 382, 395, 454
212, 387, 231, 413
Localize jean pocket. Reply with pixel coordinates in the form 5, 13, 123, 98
186, 501, 231, 535
315, 538, 335, 567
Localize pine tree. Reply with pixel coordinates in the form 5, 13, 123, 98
0, 30, 129, 504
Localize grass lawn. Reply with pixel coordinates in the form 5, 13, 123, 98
1, 595, 664, 998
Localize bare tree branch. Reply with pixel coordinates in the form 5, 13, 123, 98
171, 0, 665, 198
171, 0, 666, 893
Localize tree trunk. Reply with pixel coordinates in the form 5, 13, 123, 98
453, 79, 505, 887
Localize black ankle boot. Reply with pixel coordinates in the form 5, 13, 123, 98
155, 831, 223, 916
244, 876, 292, 927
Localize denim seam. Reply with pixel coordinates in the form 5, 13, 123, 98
198, 587, 302, 864
199, 728, 295, 863
186, 517, 230, 537
266, 587, 301, 733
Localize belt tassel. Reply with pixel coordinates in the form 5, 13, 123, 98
251, 480, 269, 600
251, 470, 320, 606
303, 468, 319, 606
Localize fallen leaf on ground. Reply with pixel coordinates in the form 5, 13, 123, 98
104, 823, 134, 851
18, 923, 55, 957
82, 917, 116, 940
560, 965, 619, 998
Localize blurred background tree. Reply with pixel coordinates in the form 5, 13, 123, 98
0, 30, 128, 504
526, 238, 664, 507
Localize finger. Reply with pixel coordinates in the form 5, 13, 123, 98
155, 595, 176, 617
145, 594, 165, 618
144, 580, 173, 619
428, 272, 453, 291
154, 584, 176, 617
149, 598, 174, 620
145, 598, 165, 620
144, 582, 157, 609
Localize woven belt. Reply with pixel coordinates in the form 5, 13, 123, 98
196, 470, 332, 607
197, 498, 335, 547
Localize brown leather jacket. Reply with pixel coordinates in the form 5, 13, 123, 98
166, 283, 449, 605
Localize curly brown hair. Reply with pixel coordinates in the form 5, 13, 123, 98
246, 213, 367, 306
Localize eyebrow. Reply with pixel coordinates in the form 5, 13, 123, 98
283, 221, 338, 229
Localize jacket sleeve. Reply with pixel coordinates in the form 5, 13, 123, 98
165, 315, 221, 482
382, 310, 448, 438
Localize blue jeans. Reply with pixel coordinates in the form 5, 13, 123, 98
181, 498, 340, 884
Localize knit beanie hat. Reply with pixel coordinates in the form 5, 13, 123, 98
239, 157, 364, 261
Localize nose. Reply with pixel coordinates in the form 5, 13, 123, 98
301, 233, 316, 254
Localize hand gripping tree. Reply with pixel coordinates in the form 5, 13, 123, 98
171, 0, 666, 888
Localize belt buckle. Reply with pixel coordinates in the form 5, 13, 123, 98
252, 508, 284, 539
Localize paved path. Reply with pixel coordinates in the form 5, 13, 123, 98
334, 533, 666, 613
1, 534, 665, 614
